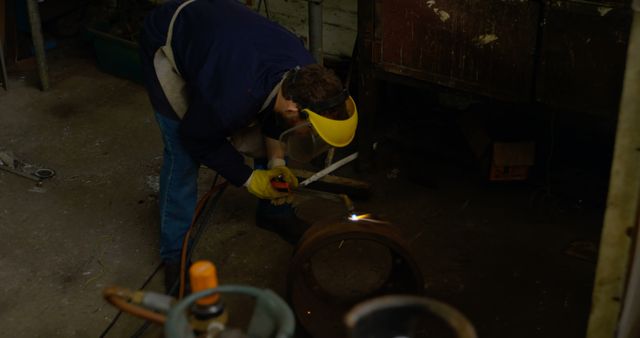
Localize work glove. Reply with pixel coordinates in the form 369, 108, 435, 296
268, 158, 295, 206
271, 192, 295, 206
245, 166, 298, 200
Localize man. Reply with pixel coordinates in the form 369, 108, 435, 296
139, 0, 358, 291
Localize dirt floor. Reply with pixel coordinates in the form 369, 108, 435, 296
0, 42, 606, 337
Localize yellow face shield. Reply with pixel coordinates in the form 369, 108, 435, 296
279, 95, 358, 162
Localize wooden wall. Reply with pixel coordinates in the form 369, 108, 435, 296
246, 0, 358, 59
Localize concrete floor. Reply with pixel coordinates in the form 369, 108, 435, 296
0, 43, 604, 337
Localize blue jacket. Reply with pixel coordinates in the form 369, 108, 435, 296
140, 0, 315, 186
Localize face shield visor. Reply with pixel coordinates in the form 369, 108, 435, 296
279, 93, 358, 162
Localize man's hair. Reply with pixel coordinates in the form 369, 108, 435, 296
281, 64, 349, 120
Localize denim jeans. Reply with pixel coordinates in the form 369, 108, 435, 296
154, 113, 199, 263
154, 113, 297, 262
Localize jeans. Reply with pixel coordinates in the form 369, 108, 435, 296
154, 113, 199, 263
154, 113, 297, 262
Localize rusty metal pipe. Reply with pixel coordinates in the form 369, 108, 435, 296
308, 0, 323, 64
25, 0, 49, 91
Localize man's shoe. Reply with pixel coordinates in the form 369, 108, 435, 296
164, 261, 180, 295
256, 201, 310, 245
163, 260, 192, 295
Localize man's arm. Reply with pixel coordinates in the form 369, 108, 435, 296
265, 136, 286, 168
178, 95, 253, 186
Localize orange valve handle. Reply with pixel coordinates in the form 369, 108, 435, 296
189, 260, 220, 305
271, 174, 291, 192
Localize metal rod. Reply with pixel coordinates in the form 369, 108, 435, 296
324, 147, 335, 167
300, 152, 358, 186
0, 164, 41, 182
308, 0, 323, 65
587, 2, 640, 337
26, 0, 49, 91
294, 187, 354, 212
0, 39, 8, 90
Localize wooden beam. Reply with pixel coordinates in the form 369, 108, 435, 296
587, 6, 640, 338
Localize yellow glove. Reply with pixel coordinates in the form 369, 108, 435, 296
271, 193, 295, 206
245, 166, 299, 200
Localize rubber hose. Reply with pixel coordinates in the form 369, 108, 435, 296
103, 287, 167, 324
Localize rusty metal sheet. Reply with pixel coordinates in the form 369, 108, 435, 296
374, 0, 540, 101
572, 0, 632, 5
536, 1, 632, 115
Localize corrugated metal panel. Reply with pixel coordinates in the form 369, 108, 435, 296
536, 0, 632, 115
375, 0, 540, 101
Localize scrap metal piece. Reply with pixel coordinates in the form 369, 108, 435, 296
0, 150, 15, 168
0, 163, 41, 182
34, 168, 55, 179
291, 167, 371, 199
294, 187, 354, 213
300, 152, 358, 187
288, 217, 424, 338
0, 151, 55, 183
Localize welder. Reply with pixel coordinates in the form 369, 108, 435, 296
139, 0, 358, 291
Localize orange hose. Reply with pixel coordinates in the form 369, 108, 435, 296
178, 181, 228, 299
103, 286, 166, 324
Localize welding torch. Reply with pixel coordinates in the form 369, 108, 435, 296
271, 175, 354, 212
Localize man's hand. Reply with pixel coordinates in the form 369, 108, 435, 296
245, 166, 298, 200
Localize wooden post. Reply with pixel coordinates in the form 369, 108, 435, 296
587, 2, 640, 337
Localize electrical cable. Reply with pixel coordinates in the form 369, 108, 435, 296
130, 174, 227, 337
257, 0, 271, 19
98, 249, 164, 337
99, 311, 122, 338
101, 174, 226, 337
131, 262, 164, 338
264, 0, 270, 19
129, 321, 152, 338
179, 174, 227, 298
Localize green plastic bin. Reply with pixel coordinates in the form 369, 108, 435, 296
87, 25, 143, 84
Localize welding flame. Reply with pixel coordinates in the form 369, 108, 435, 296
349, 213, 371, 221
348, 213, 390, 224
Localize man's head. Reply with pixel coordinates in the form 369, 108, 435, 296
274, 64, 349, 126
274, 64, 358, 162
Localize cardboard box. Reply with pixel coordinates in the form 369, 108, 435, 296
489, 141, 535, 181
458, 109, 536, 181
